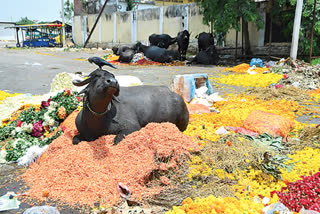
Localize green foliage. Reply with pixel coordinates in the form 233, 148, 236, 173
61, 0, 74, 24
311, 58, 320, 65
126, 0, 134, 11
16, 17, 35, 25
273, 0, 320, 56
5, 130, 63, 162
197, 0, 264, 34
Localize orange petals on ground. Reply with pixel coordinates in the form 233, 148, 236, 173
21, 123, 199, 207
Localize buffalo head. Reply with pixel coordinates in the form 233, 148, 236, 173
73, 69, 120, 102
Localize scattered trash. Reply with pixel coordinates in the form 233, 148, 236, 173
172, 74, 214, 102
17, 145, 48, 166
215, 126, 229, 135
250, 58, 264, 68
262, 202, 292, 214
23, 205, 60, 214
117, 183, 132, 200
0, 192, 20, 212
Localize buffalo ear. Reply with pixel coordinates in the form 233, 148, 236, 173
114, 88, 120, 97
79, 88, 88, 95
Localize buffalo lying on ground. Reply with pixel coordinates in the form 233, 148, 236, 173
149, 33, 177, 49
177, 30, 190, 61
187, 45, 219, 65
196, 32, 215, 52
134, 42, 175, 63
72, 68, 189, 145
112, 45, 137, 63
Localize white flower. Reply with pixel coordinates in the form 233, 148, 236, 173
15, 127, 22, 133
0, 149, 7, 163
48, 101, 58, 110
21, 123, 33, 133
48, 118, 55, 126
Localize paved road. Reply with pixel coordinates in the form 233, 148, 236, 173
0, 48, 228, 95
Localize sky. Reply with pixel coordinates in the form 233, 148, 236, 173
0, 0, 62, 22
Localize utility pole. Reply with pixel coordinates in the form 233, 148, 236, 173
290, 0, 303, 61
61, 0, 66, 47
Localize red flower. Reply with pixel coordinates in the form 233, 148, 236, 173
16, 119, 23, 127
283, 74, 289, 79
32, 120, 43, 137
41, 98, 51, 109
64, 88, 72, 96
76, 96, 81, 102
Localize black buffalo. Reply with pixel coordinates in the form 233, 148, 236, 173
134, 42, 174, 63
72, 69, 189, 145
177, 30, 190, 61
187, 45, 219, 65
196, 32, 215, 52
149, 33, 177, 49
112, 45, 136, 63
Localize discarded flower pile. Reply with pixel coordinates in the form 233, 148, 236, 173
224, 63, 269, 74
0, 88, 80, 162
184, 94, 306, 142
272, 171, 320, 212
211, 73, 283, 88
166, 195, 264, 214
233, 147, 320, 208
0, 90, 20, 104
21, 123, 200, 207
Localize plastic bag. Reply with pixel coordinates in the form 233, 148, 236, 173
262, 202, 292, 214
300, 207, 320, 214
243, 110, 295, 138
23, 205, 60, 214
250, 58, 264, 68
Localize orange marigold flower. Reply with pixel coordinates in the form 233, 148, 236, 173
58, 106, 66, 119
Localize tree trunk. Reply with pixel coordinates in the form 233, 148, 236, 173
243, 20, 252, 55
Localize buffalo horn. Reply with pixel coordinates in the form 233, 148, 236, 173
72, 77, 92, 86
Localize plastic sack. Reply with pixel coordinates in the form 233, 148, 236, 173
250, 58, 264, 68
187, 104, 210, 114
243, 110, 295, 138
226, 126, 259, 137
172, 74, 214, 102
23, 205, 60, 214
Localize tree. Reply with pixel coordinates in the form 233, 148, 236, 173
126, 0, 134, 11
16, 17, 35, 25
62, 0, 74, 24
197, 0, 264, 54
271, 0, 320, 58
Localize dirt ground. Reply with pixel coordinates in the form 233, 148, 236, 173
0, 46, 319, 214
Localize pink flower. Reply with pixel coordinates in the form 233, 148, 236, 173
41, 98, 51, 109
275, 84, 283, 89
283, 74, 289, 79
32, 120, 43, 137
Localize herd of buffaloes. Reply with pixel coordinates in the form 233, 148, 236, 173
111, 31, 219, 65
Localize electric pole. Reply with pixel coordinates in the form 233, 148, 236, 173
61, 0, 66, 47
